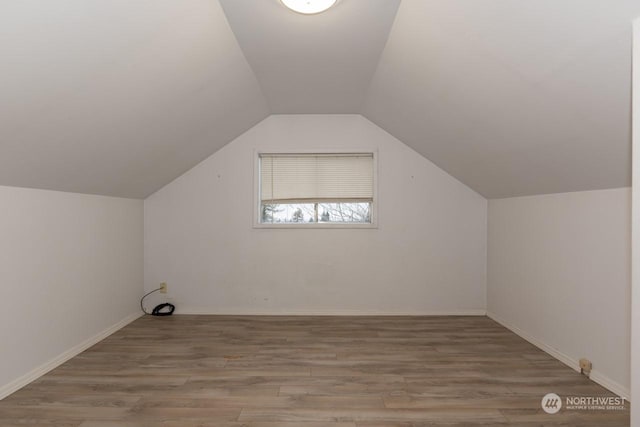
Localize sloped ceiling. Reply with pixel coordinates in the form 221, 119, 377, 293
0, 0, 268, 198
1, 0, 639, 198
219, 0, 400, 113
364, 0, 640, 198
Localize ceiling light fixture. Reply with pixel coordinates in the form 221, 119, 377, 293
281, 0, 337, 15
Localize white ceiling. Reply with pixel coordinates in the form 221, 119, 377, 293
364, 0, 640, 198
0, 0, 268, 198
1, 0, 639, 198
219, 0, 400, 113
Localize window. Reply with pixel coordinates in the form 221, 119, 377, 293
256, 152, 376, 226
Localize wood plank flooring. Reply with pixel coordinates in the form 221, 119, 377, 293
0, 315, 629, 426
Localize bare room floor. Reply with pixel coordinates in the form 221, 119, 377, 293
0, 315, 629, 426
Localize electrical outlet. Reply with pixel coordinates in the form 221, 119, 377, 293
160, 282, 167, 294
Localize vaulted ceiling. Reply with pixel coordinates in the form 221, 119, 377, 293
2, 0, 639, 199
0, 0, 268, 198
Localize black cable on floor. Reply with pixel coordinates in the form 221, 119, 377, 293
140, 287, 162, 315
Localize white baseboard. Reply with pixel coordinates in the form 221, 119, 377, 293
176, 307, 488, 316
0, 312, 143, 401
487, 311, 629, 399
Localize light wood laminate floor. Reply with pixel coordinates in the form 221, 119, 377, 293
0, 315, 630, 426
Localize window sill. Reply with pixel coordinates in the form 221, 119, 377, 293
253, 222, 378, 229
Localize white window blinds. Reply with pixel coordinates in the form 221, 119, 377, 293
260, 153, 374, 203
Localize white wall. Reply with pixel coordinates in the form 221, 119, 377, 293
0, 186, 143, 398
631, 16, 640, 424
488, 188, 631, 397
144, 115, 487, 315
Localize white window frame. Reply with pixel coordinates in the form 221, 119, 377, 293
253, 149, 378, 229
